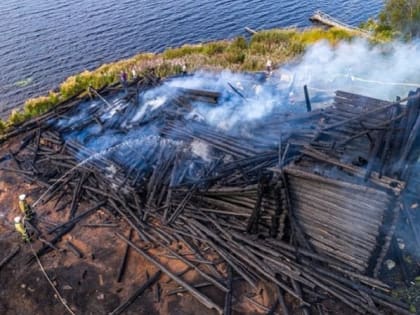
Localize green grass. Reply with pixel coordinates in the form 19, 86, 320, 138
0, 26, 368, 135
295, 28, 355, 45
202, 41, 229, 56
162, 44, 205, 59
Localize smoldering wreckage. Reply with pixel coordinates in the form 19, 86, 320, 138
0, 64, 419, 315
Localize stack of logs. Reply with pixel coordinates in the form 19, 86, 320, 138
1, 72, 419, 315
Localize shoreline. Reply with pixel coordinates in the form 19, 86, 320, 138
0, 25, 369, 135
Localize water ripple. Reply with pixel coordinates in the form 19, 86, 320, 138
0, 0, 382, 115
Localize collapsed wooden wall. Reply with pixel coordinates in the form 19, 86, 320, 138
1, 74, 419, 314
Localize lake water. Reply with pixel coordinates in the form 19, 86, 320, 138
0, 0, 383, 114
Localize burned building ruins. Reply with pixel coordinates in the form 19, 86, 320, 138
1, 70, 419, 315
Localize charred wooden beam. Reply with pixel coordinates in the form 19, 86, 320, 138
224, 265, 233, 315
304, 85, 312, 112
66, 240, 83, 258
0, 247, 20, 271
116, 232, 224, 314
117, 229, 133, 282
81, 223, 119, 228
246, 176, 268, 234
48, 201, 106, 234
109, 270, 162, 315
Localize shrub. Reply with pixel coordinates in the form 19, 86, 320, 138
75, 71, 94, 91
289, 41, 305, 56
202, 42, 228, 56
23, 92, 59, 118
378, 0, 420, 39
241, 57, 261, 71
248, 41, 267, 55
156, 62, 179, 77
59, 69, 113, 99
293, 28, 355, 47
225, 50, 246, 64
162, 45, 204, 59
251, 29, 295, 45
360, 18, 379, 32
59, 75, 79, 99
133, 52, 155, 62
224, 36, 248, 64
7, 110, 26, 127
328, 28, 355, 41
231, 36, 248, 50
250, 30, 292, 54
295, 28, 329, 45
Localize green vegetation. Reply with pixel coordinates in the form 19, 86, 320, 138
360, 0, 420, 40
0, 27, 361, 136
2, 0, 418, 135
162, 44, 209, 59
0, 119, 5, 133
379, 0, 420, 39
360, 18, 396, 42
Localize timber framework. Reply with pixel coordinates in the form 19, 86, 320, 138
0, 72, 419, 314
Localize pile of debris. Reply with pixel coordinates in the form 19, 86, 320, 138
1, 72, 419, 315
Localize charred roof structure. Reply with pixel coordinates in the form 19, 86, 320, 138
1, 72, 419, 314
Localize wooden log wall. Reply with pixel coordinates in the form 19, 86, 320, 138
1, 74, 419, 315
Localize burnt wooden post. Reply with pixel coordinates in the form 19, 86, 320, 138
224, 265, 233, 315
109, 270, 162, 315
304, 85, 311, 112
117, 228, 133, 282
0, 247, 20, 271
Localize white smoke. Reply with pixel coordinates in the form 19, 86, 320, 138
57, 38, 420, 159
49, 38, 420, 264
163, 70, 293, 130
130, 39, 420, 133
131, 95, 167, 122
290, 39, 420, 101
190, 140, 211, 162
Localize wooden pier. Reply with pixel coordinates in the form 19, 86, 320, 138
310, 10, 371, 38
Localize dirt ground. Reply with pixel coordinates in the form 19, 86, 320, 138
0, 137, 293, 315
3, 129, 395, 315
2, 133, 407, 315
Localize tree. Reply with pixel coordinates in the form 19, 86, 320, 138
379, 0, 420, 38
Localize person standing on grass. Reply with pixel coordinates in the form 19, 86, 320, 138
266, 59, 273, 75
